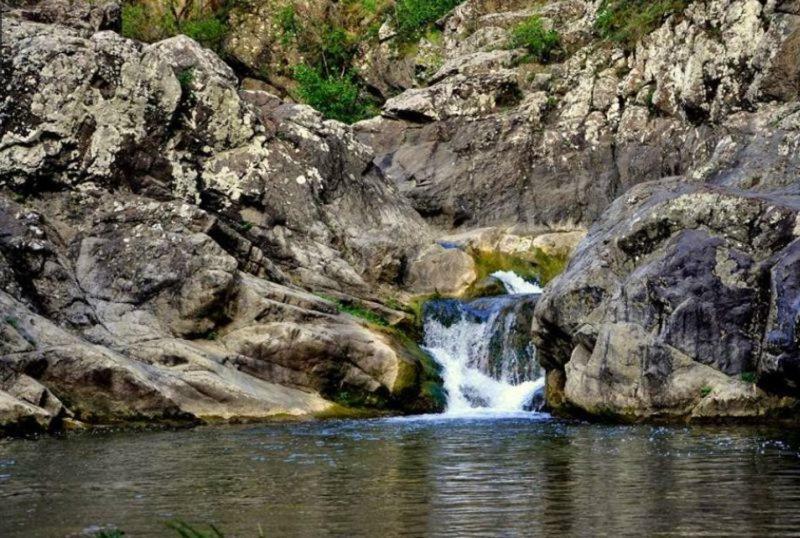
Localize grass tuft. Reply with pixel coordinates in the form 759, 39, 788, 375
509, 16, 561, 63
595, 0, 690, 49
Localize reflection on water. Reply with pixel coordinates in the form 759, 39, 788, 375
2, 416, 800, 536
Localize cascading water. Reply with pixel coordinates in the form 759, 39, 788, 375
423, 272, 545, 416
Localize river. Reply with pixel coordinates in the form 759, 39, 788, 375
2, 273, 800, 536
2, 418, 800, 536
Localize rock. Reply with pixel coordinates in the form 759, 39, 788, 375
531, 231, 586, 259
406, 244, 477, 296
0, 390, 52, 436
533, 180, 800, 420
6, 0, 121, 36
0, 7, 444, 434
356, 0, 800, 231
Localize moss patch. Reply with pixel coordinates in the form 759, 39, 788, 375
465, 246, 567, 296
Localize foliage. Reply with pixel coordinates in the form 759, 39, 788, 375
277, 4, 299, 43
509, 16, 561, 63
120, 1, 230, 53
4, 315, 20, 329
595, 0, 690, 49
700, 386, 712, 398
741, 371, 757, 384
121, 4, 177, 43
177, 68, 194, 94
180, 16, 228, 51
293, 65, 376, 123
393, 0, 461, 42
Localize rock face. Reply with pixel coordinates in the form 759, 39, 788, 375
0, 3, 443, 434
533, 180, 800, 420
2, 0, 800, 430
356, 0, 800, 230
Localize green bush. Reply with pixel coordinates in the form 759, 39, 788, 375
120, 2, 229, 53
121, 4, 177, 42
293, 64, 376, 123
394, 0, 460, 42
509, 16, 561, 63
181, 16, 228, 51
595, 0, 690, 48
741, 371, 757, 384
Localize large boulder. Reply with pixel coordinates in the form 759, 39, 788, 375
0, 6, 444, 434
533, 180, 800, 420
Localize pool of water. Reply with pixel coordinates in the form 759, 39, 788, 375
2, 414, 800, 536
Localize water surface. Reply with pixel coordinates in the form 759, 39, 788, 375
2, 415, 800, 536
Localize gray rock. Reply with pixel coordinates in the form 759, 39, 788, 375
533, 180, 800, 420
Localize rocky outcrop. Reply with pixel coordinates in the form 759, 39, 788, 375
0, 4, 444, 434
533, 180, 800, 421
356, 0, 800, 230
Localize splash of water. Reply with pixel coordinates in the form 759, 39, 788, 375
491, 270, 543, 295
423, 280, 544, 416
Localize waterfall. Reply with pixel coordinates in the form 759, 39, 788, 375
423, 275, 545, 415
491, 270, 544, 295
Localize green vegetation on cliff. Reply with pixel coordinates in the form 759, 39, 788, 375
394, 0, 460, 42
509, 16, 561, 63
595, 0, 690, 48
293, 66, 377, 123
120, 1, 231, 53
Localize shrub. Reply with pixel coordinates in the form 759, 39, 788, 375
595, 0, 690, 49
120, 2, 229, 53
509, 16, 561, 63
181, 16, 228, 51
177, 68, 194, 92
394, 0, 461, 42
277, 4, 299, 44
293, 64, 376, 123
121, 4, 177, 42
741, 371, 757, 384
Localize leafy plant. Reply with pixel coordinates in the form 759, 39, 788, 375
277, 4, 299, 43
509, 16, 561, 63
700, 386, 712, 398
393, 0, 460, 42
204, 330, 219, 341
177, 68, 195, 95
741, 371, 757, 384
595, 0, 690, 49
120, 1, 230, 53
293, 64, 376, 123
181, 16, 228, 51
121, 4, 177, 43
4, 315, 20, 329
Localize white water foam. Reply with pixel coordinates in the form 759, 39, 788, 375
491, 270, 544, 295
423, 273, 545, 417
